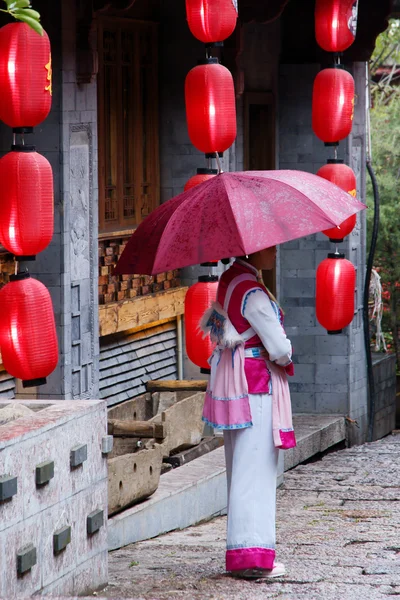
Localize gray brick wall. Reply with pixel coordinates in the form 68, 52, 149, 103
278, 62, 368, 443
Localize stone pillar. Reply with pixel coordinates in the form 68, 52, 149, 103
17, 0, 99, 400
58, 0, 99, 400
347, 61, 368, 444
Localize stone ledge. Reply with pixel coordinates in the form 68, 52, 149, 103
284, 414, 346, 471
108, 414, 346, 551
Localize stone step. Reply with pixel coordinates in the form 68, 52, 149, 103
284, 413, 346, 471
108, 414, 346, 551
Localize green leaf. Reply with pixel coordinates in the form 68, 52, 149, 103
14, 0, 31, 7
13, 13, 43, 35
13, 7, 40, 19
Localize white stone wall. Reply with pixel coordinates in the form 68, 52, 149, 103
0, 400, 108, 597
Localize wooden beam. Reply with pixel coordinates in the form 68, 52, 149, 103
146, 380, 208, 392
99, 286, 188, 336
108, 419, 165, 439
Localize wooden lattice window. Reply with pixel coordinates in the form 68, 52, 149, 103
98, 19, 159, 233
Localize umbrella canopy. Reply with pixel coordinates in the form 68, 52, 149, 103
115, 170, 366, 276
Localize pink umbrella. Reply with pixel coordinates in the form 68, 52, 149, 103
115, 170, 366, 275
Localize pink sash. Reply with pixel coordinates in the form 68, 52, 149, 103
201, 275, 254, 430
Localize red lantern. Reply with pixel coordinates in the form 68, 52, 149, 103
0, 273, 58, 386
317, 161, 357, 241
184, 168, 218, 192
322, 214, 356, 242
185, 277, 218, 370
0, 22, 52, 129
316, 253, 356, 334
185, 0, 238, 44
315, 0, 358, 53
0, 147, 53, 257
185, 59, 236, 155
312, 68, 355, 144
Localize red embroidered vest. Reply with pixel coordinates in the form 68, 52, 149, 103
218, 261, 271, 394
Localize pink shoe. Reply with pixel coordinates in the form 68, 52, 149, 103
234, 562, 286, 579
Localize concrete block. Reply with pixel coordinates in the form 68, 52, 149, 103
282, 277, 315, 298
290, 335, 316, 355
281, 239, 300, 250
1, 512, 42, 597
20, 406, 107, 519
295, 353, 319, 364
331, 355, 350, 365
283, 269, 298, 278
314, 353, 332, 364
316, 335, 348, 355
17, 543, 37, 575
87, 509, 104, 535
284, 307, 315, 328
101, 435, 113, 455
38, 569, 75, 596
316, 392, 348, 414
53, 526, 71, 554
70, 444, 88, 469
36, 461, 55, 486
62, 83, 76, 111
290, 392, 315, 412
75, 86, 87, 112
297, 269, 317, 278
0, 449, 25, 533
291, 363, 315, 384
41, 498, 76, 588
315, 364, 348, 385
0, 475, 17, 501
72, 549, 108, 596
281, 249, 315, 270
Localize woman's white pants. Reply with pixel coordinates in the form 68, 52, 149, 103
223, 393, 279, 571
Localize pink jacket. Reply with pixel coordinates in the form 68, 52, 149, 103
201, 260, 296, 449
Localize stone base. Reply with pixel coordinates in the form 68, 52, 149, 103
0, 400, 108, 598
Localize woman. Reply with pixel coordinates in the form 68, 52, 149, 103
200, 246, 296, 579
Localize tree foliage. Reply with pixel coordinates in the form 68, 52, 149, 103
367, 19, 400, 364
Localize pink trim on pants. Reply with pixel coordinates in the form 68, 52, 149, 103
226, 547, 275, 571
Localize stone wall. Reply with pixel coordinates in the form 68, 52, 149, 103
371, 353, 397, 440
0, 400, 108, 597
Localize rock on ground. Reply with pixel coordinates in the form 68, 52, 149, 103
104, 433, 400, 600
0, 402, 34, 426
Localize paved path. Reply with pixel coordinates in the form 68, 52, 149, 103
104, 433, 400, 599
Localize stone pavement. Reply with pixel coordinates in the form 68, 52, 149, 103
102, 433, 400, 600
